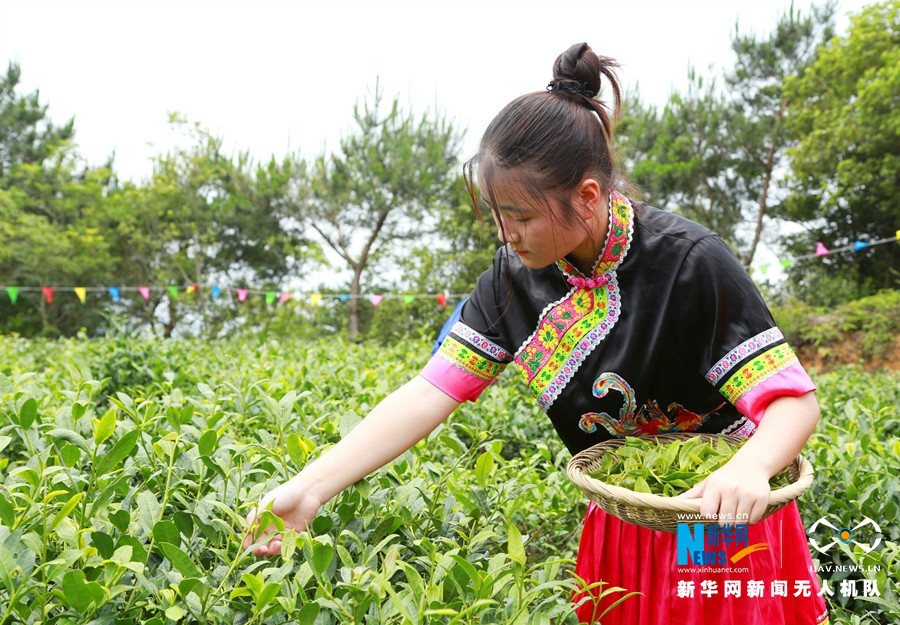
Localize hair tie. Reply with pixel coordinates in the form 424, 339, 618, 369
547, 79, 596, 98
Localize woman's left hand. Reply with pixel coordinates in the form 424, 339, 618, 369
678, 457, 771, 525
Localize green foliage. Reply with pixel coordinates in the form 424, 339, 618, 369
802, 367, 900, 623
620, 2, 836, 263
782, 0, 900, 294
772, 290, 900, 361
0, 335, 897, 621
0, 62, 74, 186
586, 437, 791, 496
0, 335, 598, 623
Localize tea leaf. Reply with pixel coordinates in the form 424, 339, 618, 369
47, 428, 91, 454
18, 397, 37, 429
62, 569, 107, 614
95, 429, 140, 475
159, 542, 203, 579
507, 523, 526, 567
50, 493, 83, 531
475, 451, 495, 488
93, 408, 117, 445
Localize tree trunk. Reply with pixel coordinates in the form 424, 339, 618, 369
163, 296, 177, 338
743, 102, 785, 269
348, 267, 363, 343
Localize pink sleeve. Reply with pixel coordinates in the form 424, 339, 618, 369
734, 361, 817, 425
420, 354, 495, 403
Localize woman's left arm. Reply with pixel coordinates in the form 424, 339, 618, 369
681, 391, 821, 524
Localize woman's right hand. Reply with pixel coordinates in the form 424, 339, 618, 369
243, 474, 324, 557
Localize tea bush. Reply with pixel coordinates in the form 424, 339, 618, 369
0, 335, 897, 623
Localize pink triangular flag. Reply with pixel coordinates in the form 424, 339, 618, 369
279, 292, 291, 303
139, 287, 150, 301
815, 242, 830, 256
370, 294, 384, 307
237, 288, 249, 302
42, 287, 54, 304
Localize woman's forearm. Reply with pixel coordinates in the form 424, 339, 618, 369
682, 391, 821, 524
730, 391, 821, 477
296, 375, 461, 504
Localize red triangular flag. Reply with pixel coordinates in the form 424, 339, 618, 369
42, 287, 54, 304
436, 293, 447, 308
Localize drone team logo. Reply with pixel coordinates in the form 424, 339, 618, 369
808, 516, 882, 554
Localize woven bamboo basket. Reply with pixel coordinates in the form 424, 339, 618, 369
567, 433, 814, 533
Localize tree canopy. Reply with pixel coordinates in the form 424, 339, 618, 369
781, 0, 900, 300
2, 2, 897, 339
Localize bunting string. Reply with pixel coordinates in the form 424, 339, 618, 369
752, 231, 899, 276
0, 283, 465, 308
3, 231, 897, 304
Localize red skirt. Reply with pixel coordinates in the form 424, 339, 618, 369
573, 502, 829, 624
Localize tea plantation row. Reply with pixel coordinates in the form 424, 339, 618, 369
0, 335, 896, 624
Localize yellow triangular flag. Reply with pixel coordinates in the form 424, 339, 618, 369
310, 293, 323, 307
74, 287, 87, 303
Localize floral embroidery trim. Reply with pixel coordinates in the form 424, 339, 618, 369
514, 277, 621, 410
724, 418, 757, 439
555, 189, 634, 280
512, 191, 632, 411
706, 327, 785, 385
578, 372, 719, 438
449, 321, 513, 362
719, 343, 798, 405
437, 336, 506, 381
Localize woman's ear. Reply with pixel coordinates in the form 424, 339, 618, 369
574, 177, 604, 220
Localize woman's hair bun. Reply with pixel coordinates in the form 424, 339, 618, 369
549, 42, 619, 102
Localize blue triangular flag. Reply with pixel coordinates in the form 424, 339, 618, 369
853, 241, 868, 252
339, 294, 351, 302
108, 287, 120, 302
211, 286, 221, 300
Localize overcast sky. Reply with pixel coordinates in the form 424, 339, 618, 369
1, 0, 871, 185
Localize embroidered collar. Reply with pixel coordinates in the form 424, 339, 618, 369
556, 190, 634, 288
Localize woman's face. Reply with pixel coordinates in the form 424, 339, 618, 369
483, 178, 604, 273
